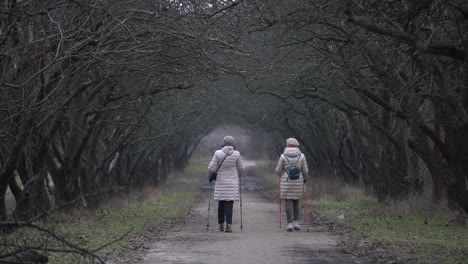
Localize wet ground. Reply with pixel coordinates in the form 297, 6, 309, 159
121, 170, 361, 264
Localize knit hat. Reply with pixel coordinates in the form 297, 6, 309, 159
286, 138, 299, 147
224, 136, 235, 146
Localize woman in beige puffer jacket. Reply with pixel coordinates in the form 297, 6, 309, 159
208, 136, 245, 233
275, 138, 309, 232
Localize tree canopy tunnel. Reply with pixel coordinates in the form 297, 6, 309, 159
192, 0, 468, 213
1, 0, 467, 224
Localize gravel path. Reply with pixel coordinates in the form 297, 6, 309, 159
132, 175, 361, 264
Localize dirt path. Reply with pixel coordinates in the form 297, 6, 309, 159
130, 175, 361, 264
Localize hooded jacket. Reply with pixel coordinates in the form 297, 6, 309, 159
208, 146, 245, 201
275, 147, 309, 199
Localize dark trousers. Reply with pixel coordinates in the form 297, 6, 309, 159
285, 199, 300, 223
218, 201, 234, 224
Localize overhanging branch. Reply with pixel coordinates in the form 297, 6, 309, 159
347, 14, 467, 62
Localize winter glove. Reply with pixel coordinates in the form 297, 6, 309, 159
209, 172, 217, 182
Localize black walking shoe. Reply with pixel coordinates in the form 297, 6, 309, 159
219, 224, 224, 232
225, 224, 232, 233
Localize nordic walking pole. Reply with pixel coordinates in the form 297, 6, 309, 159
239, 175, 243, 230
207, 181, 213, 230
279, 175, 282, 228
304, 183, 309, 232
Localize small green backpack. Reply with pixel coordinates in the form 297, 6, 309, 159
284, 155, 301, 180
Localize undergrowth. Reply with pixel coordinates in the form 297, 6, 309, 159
1, 165, 203, 263
253, 160, 467, 263
311, 178, 467, 264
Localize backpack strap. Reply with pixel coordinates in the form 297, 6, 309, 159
295, 154, 302, 165
284, 154, 301, 165
215, 152, 229, 173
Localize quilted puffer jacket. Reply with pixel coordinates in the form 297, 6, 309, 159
275, 147, 309, 199
208, 146, 245, 201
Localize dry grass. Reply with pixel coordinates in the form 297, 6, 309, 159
380, 195, 459, 221
307, 175, 460, 221
310, 176, 467, 264
1, 166, 203, 264
307, 176, 365, 200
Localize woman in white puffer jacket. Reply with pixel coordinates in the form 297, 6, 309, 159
275, 138, 309, 232
208, 136, 245, 233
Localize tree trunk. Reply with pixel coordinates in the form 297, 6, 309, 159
409, 127, 468, 213
338, 130, 360, 184
173, 144, 189, 170
431, 110, 443, 200
9, 176, 30, 221
445, 123, 468, 212
0, 120, 34, 221
159, 150, 169, 183
46, 155, 69, 207
0, 195, 6, 222
23, 171, 51, 218
389, 130, 409, 199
